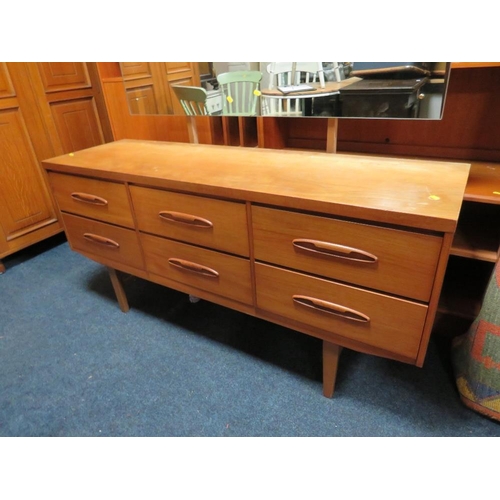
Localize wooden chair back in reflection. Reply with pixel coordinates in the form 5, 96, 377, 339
263, 62, 326, 116
216, 71, 263, 116
171, 85, 209, 116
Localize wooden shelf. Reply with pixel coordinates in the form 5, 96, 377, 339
464, 162, 500, 204
451, 201, 500, 262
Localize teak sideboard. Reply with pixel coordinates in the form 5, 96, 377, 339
42, 139, 470, 397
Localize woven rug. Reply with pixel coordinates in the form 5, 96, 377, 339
452, 259, 500, 421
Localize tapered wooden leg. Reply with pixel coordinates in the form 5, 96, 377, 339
323, 340, 342, 398
0, 259, 5, 274
107, 267, 129, 313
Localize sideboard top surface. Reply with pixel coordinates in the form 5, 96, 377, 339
42, 139, 470, 232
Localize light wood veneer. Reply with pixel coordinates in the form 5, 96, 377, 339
252, 206, 442, 302
43, 139, 470, 398
49, 173, 135, 228
130, 186, 249, 256
141, 234, 253, 305
62, 213, 144, 271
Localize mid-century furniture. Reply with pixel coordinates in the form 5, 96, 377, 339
42, 139, 470, 397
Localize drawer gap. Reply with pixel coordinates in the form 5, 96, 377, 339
60, 210, 133, 231
138, 230, 250, 260
129, 182, 247, 205
252, 203, 443, 237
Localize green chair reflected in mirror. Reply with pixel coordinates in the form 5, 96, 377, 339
263, 62, 327, 116
171, 85, 209, 116
216, 71, 262, 116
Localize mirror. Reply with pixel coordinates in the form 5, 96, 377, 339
120, 62, 450, 119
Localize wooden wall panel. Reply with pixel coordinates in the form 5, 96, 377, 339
36, 62, 112, 151
94, 63, 227, 146
37, 62, 91, 92
50, 98, 104, 153
120, 62, 152, 79
120, 62, 169, 114
120, 62, 200, 116
124, 86, 158, 115
165, 62, 194, 75
99, 79, 189, 142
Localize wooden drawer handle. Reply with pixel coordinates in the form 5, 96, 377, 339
292, 239, 377, 263
293, 295, 370, 323
71, 192, 108, 206
168, 258, 219, 278
159, 211, 213, 228
83, 233, 120, 249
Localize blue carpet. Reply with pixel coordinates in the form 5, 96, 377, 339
1, 235, 500, 437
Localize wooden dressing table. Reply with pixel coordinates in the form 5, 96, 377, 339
42, 140, 470, 398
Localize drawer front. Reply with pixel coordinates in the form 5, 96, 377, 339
252, 206, 442, 302
62, 213, 144, 270
141, 233, 253, 305
255, 263, 427, 360
49, 172, 134, 228
130, 186, 249, 257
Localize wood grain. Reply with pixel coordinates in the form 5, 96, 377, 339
252, 205, 442, 301
130, 185, 249, 257
141, 233, 253, 305
255, 263, 427, 360
48, 172, 135, 228
63, 213, 144, 270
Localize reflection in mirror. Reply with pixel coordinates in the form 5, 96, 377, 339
120, 62, 450, 120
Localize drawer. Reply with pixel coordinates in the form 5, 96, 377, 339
130, 186, 249, 257
48, 172, 134, 228
252, 206, 442, 302
62, 213, 144, 270
141, 233, 253, 305
255, 263, 427, 360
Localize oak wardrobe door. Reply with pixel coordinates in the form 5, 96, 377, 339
35, 62, 112, 153
0, 63, 60, 267
0, 62, 112, 272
